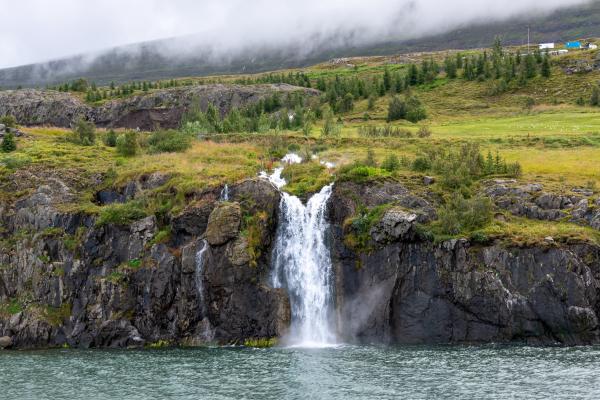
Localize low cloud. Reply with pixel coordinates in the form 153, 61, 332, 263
0, 0, 592, 69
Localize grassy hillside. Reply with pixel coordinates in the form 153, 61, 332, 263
2, 39, 600, 247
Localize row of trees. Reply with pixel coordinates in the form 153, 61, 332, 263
51, 78, 187, 102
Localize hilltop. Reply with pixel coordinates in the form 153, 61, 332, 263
1, 0, 600, 88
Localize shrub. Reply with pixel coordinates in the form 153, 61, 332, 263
321, 106, 340, 137
148, 130, 192, 154
387, 95, 427, 122
72, 118, 96, 145
412, 156, 431, 172
337, 164, 390, 183
438, 192, 493, 235
116, 131, 138, 157
417, 126, 432, 138
96, 201, 147, 226
357, 125, 412, 138
381, 154, 400, 172
364, 149, 377, 167
523, 96, 536, 110
104, 129, 117, 147
0, 154, 31, 169
591, 86, 600, 107
1, 132, 16, 153
387, 96, 406, 122
405, 96, 427, 122
0, 115, 17, 128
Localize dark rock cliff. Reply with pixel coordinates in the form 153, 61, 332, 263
1, 176, 599, 349
0, 176, 289, 349
328, 181, 600, 346
0, 83, 320, 131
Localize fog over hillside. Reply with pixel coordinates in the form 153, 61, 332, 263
0, 0, 596, 87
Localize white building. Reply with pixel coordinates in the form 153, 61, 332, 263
587, 43, 598, 50
539, 43, 555, 50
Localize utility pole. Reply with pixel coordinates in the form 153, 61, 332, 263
527, 25, 530, 54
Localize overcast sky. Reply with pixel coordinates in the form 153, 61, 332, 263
0, 0, 591, 69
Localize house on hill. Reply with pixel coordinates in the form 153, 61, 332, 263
565, 41, 582, 49
539, 43, 555, 50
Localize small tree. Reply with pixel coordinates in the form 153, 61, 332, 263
367, 95, 376, 111
73, 118, 96, 145
405, 96, 427, 123
387, 96, 406, 122
364, 148, 377, 167
417, 126, 432, 138
1, 132, 16, 153
0, 115, 17, 128
321, 106, 340, 137
381, 154, 400, 172
541, 56, 551, 78
116, 131, 138, 156
591, 86, 600, 107
104, 129, 117, 147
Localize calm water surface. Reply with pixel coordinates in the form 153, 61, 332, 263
1, 345, 599, 399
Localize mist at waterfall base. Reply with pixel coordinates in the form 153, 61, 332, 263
3, 345, 600, 399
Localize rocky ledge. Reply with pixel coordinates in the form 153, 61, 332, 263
0, 83, 320, 131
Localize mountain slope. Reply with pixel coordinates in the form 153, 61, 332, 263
1, 1, 600, 88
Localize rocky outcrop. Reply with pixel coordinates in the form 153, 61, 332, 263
485, 180, 600, 230
329, 181, 600, 346
0, 174, 288, 349
0, 84, 320, 131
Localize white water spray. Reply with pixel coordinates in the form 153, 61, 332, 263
263, 155, 337, 346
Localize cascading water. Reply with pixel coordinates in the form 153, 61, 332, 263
263, 154, 337, 346
195, 238, 214, 341
220, 184, 229, 201
195, 239, 209, 314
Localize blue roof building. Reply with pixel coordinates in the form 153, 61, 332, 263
565, 41, 581, 49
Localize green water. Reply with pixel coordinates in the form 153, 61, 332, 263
1, 345, 599, 399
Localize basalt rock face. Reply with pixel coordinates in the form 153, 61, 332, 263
2, 173, 600, 349
329, 181, 600, 345
0, 83, 320, 131
0, 175, 288, 349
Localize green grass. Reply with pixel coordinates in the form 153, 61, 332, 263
243, 337, 277, 348
280, 161, 332, 197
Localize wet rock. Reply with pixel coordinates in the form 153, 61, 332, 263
206, 203, 241, 246
172, 199, 216, 243
96, 190, 125, 205
226, 237, 252, 267
370, 207, 417, 243
0, 336, 12, 349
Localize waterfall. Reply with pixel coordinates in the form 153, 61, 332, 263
220, 184, 229, 201
263, 159, 337, 346
195, 239, 209, 314
195, 239, 214, 342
